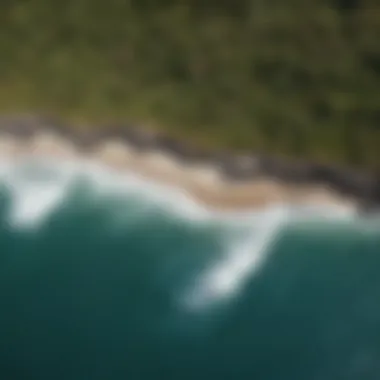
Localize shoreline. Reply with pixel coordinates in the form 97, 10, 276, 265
0, 115, 378, 213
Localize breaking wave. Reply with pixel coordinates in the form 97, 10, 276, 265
0, 155, 379, 379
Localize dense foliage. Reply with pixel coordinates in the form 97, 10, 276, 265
0, 0, 379, 168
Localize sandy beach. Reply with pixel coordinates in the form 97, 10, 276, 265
0, 128, 358, 212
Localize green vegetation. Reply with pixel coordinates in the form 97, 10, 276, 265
0, 0, 379, 168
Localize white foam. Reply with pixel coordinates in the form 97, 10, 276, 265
0, 156, 212, 230
80, 158, 209, 221
183, 206, 290, 310
0, 154, 360, 232
182, 202, 360, 311
0, 157, 75, 229
0, 155, 369, 309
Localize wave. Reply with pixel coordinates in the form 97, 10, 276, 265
0, 155, 378, 312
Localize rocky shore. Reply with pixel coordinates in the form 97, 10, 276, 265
0, 114, 379, 213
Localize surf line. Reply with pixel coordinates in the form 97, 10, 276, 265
182, 206, 289, 311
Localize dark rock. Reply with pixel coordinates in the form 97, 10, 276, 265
338, 170, 375, 199
360, 172, 380, 212
0, 114, 42, 139
72, 130, 98, 151
0, 114, 74, 142
373, 175, 380, 203
255, 155, 309, 182
305, 163, 337, 184
152, 135, 202, 163
283, 162, 322, 184
216, 153, 263, 181
118, 126, 161, 151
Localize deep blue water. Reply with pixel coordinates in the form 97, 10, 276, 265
0, 158, 379, 380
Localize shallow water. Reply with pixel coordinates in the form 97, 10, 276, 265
0, 157, 379, 380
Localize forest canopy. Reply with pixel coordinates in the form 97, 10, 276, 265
0, 0, 379, 168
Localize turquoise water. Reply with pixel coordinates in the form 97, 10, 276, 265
0, 157, 379, 380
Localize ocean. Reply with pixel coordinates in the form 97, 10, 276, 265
0, 156, 379, 380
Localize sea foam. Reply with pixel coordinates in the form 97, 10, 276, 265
0, 155, 372, 311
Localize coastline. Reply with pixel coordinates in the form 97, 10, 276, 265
0, 115, 378, 213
